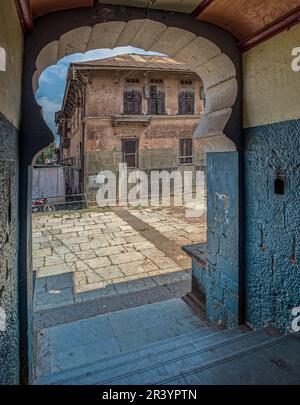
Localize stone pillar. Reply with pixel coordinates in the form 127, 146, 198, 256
205, 151, 241, 327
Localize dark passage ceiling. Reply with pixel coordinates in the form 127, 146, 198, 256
17, 0, 300, 50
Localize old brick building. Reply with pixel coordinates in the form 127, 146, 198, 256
2, 0, 300, 386
56, 55, 205, 197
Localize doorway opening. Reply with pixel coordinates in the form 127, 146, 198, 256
32, 45, 209, 382
21, 13, 241, 384
122, 139, 139, 168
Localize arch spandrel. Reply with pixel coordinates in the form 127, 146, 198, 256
32, 18, 240, 155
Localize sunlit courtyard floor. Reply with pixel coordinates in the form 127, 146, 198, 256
32, 206, 206, 313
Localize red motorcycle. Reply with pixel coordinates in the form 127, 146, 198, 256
32, 197, 55, 213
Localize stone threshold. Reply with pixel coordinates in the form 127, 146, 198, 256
182, 242, 206, 268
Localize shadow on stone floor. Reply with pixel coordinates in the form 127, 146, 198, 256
33, 268, 192, 313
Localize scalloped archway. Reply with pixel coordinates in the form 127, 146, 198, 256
33, 20, 238, 153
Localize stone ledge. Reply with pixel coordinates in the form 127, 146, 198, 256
182, 243, 206, 268
111, 114, 201, 126
112, 115, 151, 126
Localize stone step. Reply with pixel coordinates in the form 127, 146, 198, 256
36, 324, 219, 384
42, 326, 253, 385
157, 332, 300, 385
34, 298, 210, 383
98, 328, 277, 385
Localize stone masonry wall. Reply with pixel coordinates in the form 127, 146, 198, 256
0, 0, 23, 384
243, 23, 300, 333
0, 113, 19, 384
244, 119, 300, 333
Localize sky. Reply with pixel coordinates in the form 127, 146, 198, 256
35, 46, 163, 142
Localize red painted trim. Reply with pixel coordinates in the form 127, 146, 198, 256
238, 7, 300, 52
15, 0, 33, 33
191, 0, 214, 18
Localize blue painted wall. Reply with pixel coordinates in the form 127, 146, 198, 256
244, 119, 300, 333
205, 152, 240, 328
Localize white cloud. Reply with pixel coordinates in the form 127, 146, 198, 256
37, 96, 61, 111
36, 96, 61, 140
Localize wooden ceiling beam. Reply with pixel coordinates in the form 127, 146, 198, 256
238, 6, 300, 52
15, 0, 33, 33
14, 1, 300, 54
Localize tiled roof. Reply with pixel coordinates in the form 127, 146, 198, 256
73, 54, 192, 72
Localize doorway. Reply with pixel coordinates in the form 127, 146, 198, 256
19, 7, 242, 383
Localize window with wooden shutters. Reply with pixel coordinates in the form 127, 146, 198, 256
180, 139, 193, 165
148, 84, 165, 115
124, 88, 142, 115
178, 89, 195, 115
122, 139, 138, 168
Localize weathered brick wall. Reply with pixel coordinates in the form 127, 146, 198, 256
63, 69, 205, 196
83, 68, 204, 180
85, 116, 204, 177
85, 70, 203, 117
84, 115, 205, 203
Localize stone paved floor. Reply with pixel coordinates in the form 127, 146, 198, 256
33, 207, 205, 312
129, 207, 206, 247
34, 298, 206, 381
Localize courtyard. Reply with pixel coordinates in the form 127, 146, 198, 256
32, 206, 206, 319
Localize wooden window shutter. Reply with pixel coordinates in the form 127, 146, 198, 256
179, 89, 194, 115
148, 85, 165, 115
133, 89, 142, 115
179, 90, 186, 115
122, 139, 138, 168
124, 89, 132, 114
187, 90, 195, 115
180, 138, 193, 164
148, 85, 156, 114
157, 89, 165, 115
124, 88, 142, 115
